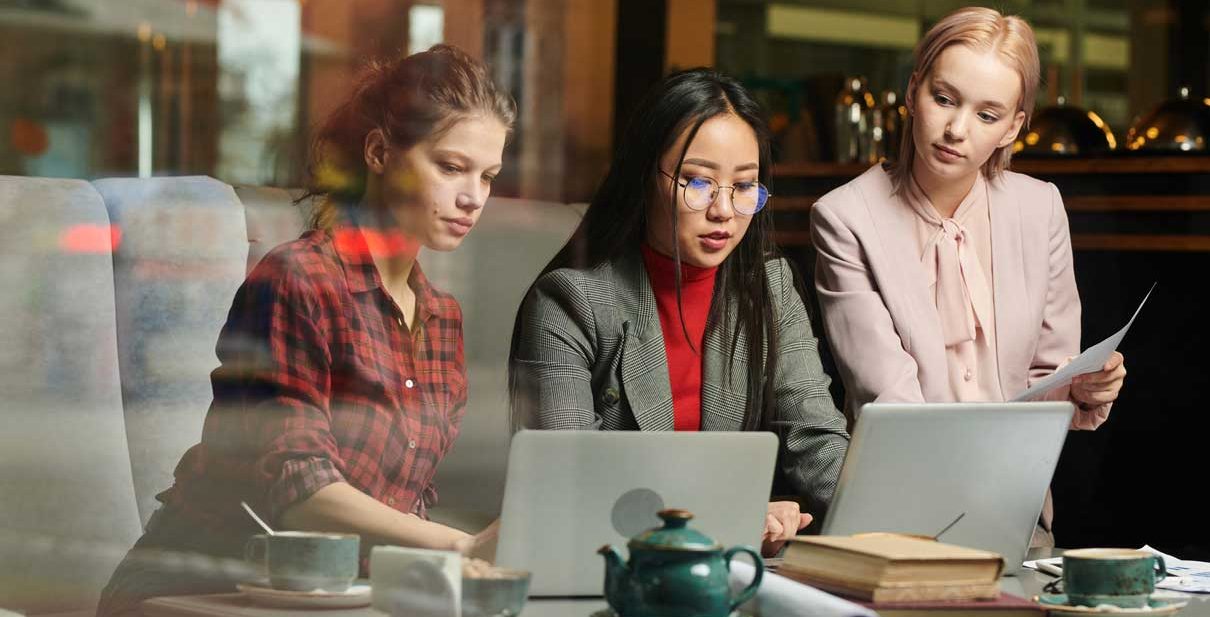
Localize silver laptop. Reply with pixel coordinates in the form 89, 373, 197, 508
820, 402, 1074, 574
495, 430, 777, 596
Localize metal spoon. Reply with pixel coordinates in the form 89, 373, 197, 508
241, 501, 275, 536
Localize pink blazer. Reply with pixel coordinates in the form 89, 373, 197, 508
810, 165, 1109, 430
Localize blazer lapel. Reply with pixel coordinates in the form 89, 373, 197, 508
858, 168, 949, 398
988, 177, 1030, 396
614, 253, 676, 431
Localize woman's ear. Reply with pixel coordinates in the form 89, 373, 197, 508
998, 110, 1028, 149
904, 73, 919, 116
363, 128, 388, 174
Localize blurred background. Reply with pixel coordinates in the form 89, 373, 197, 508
1, 0, 1207, 581
4, 0, 1206, 193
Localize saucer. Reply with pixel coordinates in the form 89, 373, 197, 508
236, 580, 372, 608
1036, 593, 1188, 615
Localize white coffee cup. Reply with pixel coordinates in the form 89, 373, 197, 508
370, 546, 462, 617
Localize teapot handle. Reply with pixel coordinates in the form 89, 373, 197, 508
724, 545, 764, 612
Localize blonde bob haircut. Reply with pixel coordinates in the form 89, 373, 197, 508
890, 6, 1041, 191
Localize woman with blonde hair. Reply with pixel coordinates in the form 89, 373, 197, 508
811, 7, 1126, 546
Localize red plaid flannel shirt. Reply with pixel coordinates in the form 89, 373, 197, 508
160, 226, 467, 534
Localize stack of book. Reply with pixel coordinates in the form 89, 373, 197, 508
778, 533, 1042, 616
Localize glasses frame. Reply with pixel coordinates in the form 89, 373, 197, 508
659, 169, 771, 216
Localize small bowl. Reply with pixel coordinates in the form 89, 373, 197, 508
461, 568, 531, 617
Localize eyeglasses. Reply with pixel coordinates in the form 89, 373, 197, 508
660, 170, 770, 215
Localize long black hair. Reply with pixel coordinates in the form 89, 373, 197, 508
509, 68, 781, 432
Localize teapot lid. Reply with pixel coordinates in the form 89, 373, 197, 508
629, 509, 720, 551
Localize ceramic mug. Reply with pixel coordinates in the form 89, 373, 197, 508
1059, 548, 1167, 608
244, 531, 360, 592
370, 545, 462, 617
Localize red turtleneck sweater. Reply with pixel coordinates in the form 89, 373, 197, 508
640, 244, 719, 431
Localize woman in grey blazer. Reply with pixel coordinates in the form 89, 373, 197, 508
508, 69, 849, 556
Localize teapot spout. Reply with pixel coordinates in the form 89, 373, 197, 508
597, 544, 627, 607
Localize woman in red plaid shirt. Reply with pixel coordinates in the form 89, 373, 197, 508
99, 45, 514, 616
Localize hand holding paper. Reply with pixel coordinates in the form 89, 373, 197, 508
1070, 351, 1126, 407
1012, 284, 1153, 402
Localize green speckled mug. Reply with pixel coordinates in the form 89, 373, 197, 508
1061, 548, 1167, 608
244, 531, 360, 592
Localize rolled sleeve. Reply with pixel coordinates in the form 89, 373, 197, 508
268, 456, 347, 521
1070, 402, 1111, 430
221, 259, 346, 522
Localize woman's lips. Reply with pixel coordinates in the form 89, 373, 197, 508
933, 143, 963, 162
698, 230, 731, 251
443, 217, 474, 236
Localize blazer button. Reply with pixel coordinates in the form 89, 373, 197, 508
602, 387, 620, 405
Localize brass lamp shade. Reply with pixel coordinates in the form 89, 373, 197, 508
1124, 88, 1210, 153
1015, 104, 1116, 157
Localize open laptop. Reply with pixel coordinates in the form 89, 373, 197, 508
495, 430, 777, 596
820, 402, 1075, 575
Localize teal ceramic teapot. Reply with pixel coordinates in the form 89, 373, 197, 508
598, 508, 763, 617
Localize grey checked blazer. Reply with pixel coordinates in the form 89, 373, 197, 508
511, 251, 850, 512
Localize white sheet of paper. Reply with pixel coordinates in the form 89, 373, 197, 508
729, 561, 876, 617
1011, 283, 1154, 402
1143, 545, 1210, 594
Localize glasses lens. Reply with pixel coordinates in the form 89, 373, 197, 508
733, 182, 769, 215
683, 177, 715, 210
